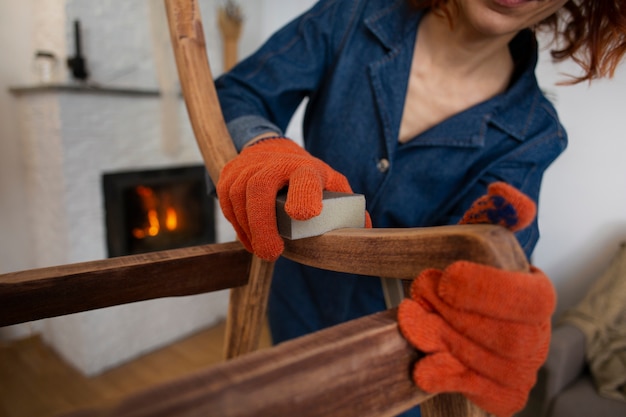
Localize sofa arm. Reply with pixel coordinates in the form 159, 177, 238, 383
544, 323, 586, 395
517, 323, 587, 417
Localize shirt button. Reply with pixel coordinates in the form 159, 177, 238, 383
377, 158, 390, 173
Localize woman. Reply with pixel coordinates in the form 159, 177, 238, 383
215, 1, 625, 415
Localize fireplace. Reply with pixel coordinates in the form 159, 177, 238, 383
103, 165, 215, 257
10, 85, 232, 376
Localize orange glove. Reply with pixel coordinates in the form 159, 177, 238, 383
397, 183, 556, 417
217, 137, 365, 261
459, 182, 536, 232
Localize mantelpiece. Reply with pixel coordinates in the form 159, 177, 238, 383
10, 83, 162, 97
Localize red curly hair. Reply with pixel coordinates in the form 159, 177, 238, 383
407, 0, 626, 84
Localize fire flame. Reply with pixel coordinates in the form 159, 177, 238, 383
165, 207, 178, 231
132, 185, 179, 239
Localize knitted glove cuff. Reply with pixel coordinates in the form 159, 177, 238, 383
246, 135, 287, 147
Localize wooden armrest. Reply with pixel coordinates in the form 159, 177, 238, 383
64, 310, 436, 417
0, 242, 251, 327
283, 224, 528, 278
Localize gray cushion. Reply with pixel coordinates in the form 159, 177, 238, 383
549, 375, 626, 417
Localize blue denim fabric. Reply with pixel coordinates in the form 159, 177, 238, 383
215, 2, 566, 415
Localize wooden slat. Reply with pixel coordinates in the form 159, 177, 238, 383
421, 394, 490, 417
164, 0, 276, 360
0, 242, 251, 327
222, 255, 275, 359
65, 309, 430, 417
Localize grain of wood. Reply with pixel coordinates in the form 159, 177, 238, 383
164, 0, 275, 361
0, 243, 250, 327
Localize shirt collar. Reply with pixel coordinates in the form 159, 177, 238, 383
364, 0, 421, 53
365, 3, 543, 146
421, 30, 543, 146
488, 30, 543, 142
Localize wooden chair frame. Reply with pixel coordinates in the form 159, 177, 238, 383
0, 1, 531, 415
0, 225, 525, 417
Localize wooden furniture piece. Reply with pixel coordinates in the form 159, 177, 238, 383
217, 0, 243, 72
0, 1, 531, 415
0, 225, 526, 417
164, 0, 275, 361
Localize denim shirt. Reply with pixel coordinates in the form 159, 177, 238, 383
215, 0, 567, 345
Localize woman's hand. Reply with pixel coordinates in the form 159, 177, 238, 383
398, 182, 555, 417
217, 137, 360, 261
398, 262, 555, 417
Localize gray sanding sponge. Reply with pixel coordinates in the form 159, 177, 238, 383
276, 191, 366, 240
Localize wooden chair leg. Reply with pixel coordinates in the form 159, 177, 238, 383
222, 256, 274, 359
422, 394, 493, 417
164, 0, 275, 360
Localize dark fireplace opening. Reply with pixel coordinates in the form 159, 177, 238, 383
102, 165, 215, 257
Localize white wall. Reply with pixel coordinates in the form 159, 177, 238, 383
0, 2, 36, 276
534, 47, 626, 318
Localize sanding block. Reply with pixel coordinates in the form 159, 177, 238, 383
276, 191, 366, 240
